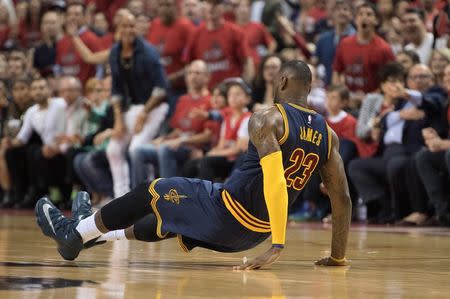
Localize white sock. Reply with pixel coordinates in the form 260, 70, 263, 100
97, 229, 127, 242
75, 213, 103, 243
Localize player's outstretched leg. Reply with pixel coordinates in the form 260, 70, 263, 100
36, 182, 157, 260
86, 214, 176, 248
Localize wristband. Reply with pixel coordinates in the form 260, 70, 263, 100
329, 256, 346, 263
272, 244, 284, 249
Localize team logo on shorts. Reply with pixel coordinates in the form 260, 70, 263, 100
164, 189, 187, 205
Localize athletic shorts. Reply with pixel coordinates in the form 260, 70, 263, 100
147, 177, 270, 253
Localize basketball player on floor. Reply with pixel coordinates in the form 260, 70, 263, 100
36, 60, 352, 269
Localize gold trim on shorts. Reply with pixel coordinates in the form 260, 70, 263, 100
177, 234, 189, 253
148, 178, 169, 239
221, 190, 271, 233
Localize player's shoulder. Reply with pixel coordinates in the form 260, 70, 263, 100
248, 105, 283, 135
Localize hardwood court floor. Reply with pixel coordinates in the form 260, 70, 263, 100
1, 212, 450, 299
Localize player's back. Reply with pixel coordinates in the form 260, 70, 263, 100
224, 103, 331, 221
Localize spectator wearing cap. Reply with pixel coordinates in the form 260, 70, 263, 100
402, 8, 448, 65
33, 10, 62, 78
129, 60, 214, 186
333, 2, 395, 95
314, 0, 355, 86
197, 79, 252, 181
184, 0, 255, 89
146, 0, 196, 116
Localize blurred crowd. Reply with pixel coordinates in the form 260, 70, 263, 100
0, 0, 449, 227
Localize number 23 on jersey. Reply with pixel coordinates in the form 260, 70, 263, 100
284, 148, 320, 191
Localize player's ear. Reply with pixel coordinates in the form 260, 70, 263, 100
280, 76, 288, 91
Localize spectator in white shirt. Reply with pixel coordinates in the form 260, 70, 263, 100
4, 77, 67, 208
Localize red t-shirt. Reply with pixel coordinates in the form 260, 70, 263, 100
147, 17, 195, 89
56, 29, 102, 84
184, 21, 251, 89
100, 32, 114, 50
327, 112, 377, 158
169, 94, 211, 133
333, 34, 395, 93
240, 22, 274, 68
18, 19, 41, 48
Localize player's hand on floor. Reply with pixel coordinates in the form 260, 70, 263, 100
315, 256, 349, 266
234, 245, 283, 270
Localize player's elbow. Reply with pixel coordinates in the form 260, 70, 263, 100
332, 193, 352, 215
341, 194, 352, 214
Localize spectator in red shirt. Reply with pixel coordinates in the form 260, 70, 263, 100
197, 79, 252, 181
184, 0, 255, 89
18, 0, 42, 48
146, 0, 196, 114
234, 0, 276, 69
56, 2, 102, 84
333, 2, 395, 95
129, 60, 213, 186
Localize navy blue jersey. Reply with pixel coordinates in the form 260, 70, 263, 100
224, 103, 331, 221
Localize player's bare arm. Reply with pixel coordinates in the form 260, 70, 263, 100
234, 106, 286, 270
316, 129, 352, 266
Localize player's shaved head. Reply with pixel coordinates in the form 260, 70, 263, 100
279, 60, 312, 86
274, 60, 312, 104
